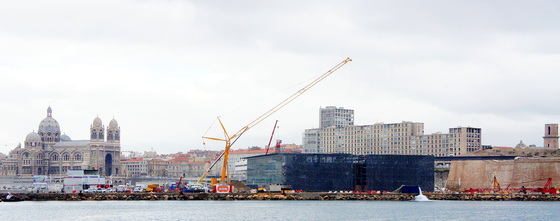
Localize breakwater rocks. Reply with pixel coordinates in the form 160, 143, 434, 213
6, 192, 560, 201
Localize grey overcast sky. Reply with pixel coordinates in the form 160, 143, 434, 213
1, 1, 559, 154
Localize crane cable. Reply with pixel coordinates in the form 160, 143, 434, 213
200, 57, 352, 183
239, 57, 352, 136
202, 117, 219, 146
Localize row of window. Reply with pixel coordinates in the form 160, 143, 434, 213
18, 166, 81, 175
336, 147, 463, 156
21, 152, 82, 161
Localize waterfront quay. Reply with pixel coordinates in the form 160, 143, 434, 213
6, 192, 560, 201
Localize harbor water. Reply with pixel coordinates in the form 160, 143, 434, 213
3, 200, 560, 220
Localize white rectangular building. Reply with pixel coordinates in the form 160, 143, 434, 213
63, 169, 106, 193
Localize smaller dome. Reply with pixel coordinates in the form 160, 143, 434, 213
109, 118, 119, 128
25, 131, 41, 143
60, 133, 72, 141
515, 140, 527, 149
92, 116, 103, 128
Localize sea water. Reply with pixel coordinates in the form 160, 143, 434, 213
3, 200, 560, 221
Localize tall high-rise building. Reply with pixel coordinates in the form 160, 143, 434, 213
544, 123, 559, 149
320, 106, 354, 129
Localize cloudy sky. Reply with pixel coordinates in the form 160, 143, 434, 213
1, 1, 559, 154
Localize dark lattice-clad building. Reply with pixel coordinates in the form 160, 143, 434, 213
365, 155, 433, 192
246, 153, 433, 192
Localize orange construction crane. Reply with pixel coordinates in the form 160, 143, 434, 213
202, 57, 352, 184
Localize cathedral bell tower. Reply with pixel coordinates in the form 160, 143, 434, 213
90, 116, 105, 142
107, 118, 120, 143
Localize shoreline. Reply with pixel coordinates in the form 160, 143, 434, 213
4, 192, 560, 201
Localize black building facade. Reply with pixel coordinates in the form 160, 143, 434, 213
246, 153, 434, 192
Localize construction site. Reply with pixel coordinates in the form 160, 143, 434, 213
196, 57, 560, 196
198, 58, 355, 193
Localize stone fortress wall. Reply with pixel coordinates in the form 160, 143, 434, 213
447, 157, 560, 190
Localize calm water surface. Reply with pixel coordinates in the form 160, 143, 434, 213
3, 200, 560, 220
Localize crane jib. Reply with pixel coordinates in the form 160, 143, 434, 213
200, 57, 352, 185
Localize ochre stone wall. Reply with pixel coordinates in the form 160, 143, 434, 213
447, 158, 560, 190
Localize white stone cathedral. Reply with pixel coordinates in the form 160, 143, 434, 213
1, 106, 121, 178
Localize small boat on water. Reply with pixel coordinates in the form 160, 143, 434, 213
2, 197, 25, 202
2, 192, 24, 202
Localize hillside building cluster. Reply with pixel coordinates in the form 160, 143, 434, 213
119, 147, 301, 182
0, 106, 558, 192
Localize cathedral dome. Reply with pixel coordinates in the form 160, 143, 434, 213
109, 118, 119, 128
38, 117, 60, 133
60, 133, 72, 141
25, 131, 41, 143
38, 106, 61, 138
92, 116, 103, 128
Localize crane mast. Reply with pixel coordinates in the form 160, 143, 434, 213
202, 57, 352, 184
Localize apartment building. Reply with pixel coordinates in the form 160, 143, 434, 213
121, 158, 148, 177
303, 107, 482, 156
147, 159, 168, 177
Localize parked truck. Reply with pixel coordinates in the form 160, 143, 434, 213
146, 184, 161, 192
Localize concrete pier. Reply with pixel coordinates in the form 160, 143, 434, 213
4, 192, 560, 201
